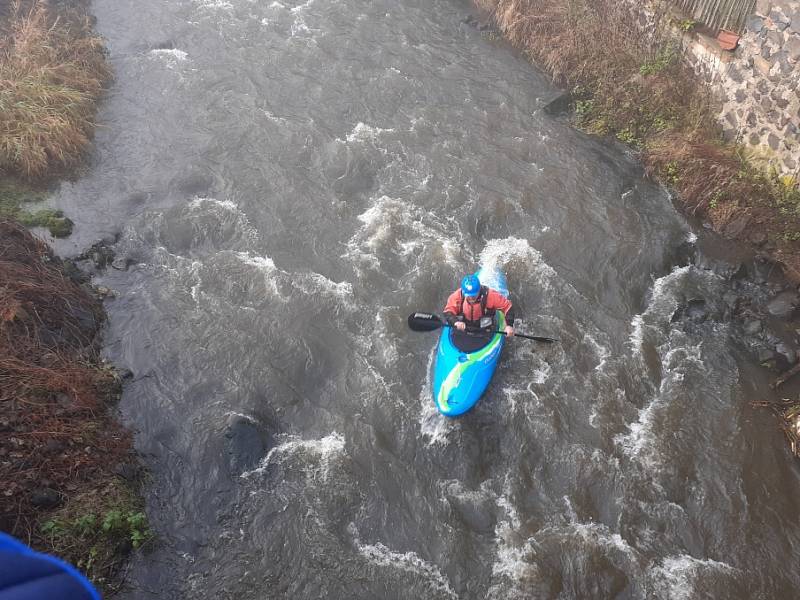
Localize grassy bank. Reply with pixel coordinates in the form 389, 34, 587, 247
0, 1, 147, 595
0, 0, 110, 178
0, 219, 149, 593
475, 0, 800, 276
0, 0, 111, 237
0, 219, 150, 592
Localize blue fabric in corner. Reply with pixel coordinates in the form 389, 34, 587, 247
0, 533, 101, 600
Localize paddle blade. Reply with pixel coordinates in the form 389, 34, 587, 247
407, 312, 445, 332
520, 334, 559, 343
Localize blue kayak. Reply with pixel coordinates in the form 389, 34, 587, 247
432, 267, 508, 417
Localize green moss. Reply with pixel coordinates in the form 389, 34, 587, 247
0, 178, 72, 237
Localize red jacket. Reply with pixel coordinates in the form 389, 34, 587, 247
443, 287, 513, 323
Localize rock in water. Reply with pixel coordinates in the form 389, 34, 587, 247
767, 291, 799, 319
685, 298, 708, 322
224, 414, 269, 474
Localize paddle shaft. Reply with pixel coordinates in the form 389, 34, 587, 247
443, 322, 557, 343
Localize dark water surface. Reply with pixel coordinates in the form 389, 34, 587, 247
51, 0, 800, 597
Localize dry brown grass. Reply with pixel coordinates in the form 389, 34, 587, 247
0, 219, 132, 552
484, 0, 646, 87
0, 0, 110, 178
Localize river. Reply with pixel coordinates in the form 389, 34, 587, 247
50, 0, 800, 597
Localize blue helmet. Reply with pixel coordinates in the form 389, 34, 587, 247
461, 274, 481, 298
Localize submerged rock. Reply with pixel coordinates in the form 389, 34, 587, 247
767, 291, 799, 319
111, 256, 134, 271
684, 298, 708, 322
671, 297, 711, 323
224, 414, 271, 475
757, 346, 777, 365
742, 318, 763, 336
776, 342, 797, 367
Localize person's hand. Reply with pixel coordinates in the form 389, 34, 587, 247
504, 326, 514, 337
455, 321, 466, 331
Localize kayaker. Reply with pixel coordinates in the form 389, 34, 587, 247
443, 274, 515, 337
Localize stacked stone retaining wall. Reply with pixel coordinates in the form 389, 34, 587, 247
681, 0, 800, 176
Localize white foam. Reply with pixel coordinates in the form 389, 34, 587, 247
225, 411, 258, 423
234, 251, 278, 273
345, 195, 462, 275
260, 109, 287, 124
357, 542, 458, 599
291, 17, 310, 36
242, 432, 345, 480
583, 332, 610, 372
337, 122, 395, 144
307, 273, 353, 297
648, 555, 736, 600
628, 313, 647, 351
149, 48, 189, 64
290, 0, 315, 12
563, 495, 578, 522
479, 237, 538, 272
569, 521, 639, 563
615, 382, 667, 470
233, 251, 353, 304
531, 361, 551, 384
490, 542, 531, 586
478, 237, 559, 300
440, 479, 491, 506
615, 340, 704, 469
197, 0, 233, 10
489, 485, 537, 596
627, 266, 693, 353
419, 346, 455, 445
189, 196, 238, 211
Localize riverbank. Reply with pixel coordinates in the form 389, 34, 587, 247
0, 0, 147, 594
473, 0, 800, 279
0, 0, 109, 236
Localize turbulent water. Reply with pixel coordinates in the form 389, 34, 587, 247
49, 0, 800, 597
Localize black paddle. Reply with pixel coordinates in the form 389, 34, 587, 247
407, 312, 558, 343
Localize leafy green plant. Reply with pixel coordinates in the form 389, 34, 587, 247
679, 19, 697, 32
575, 99, 594, 116
639, 46, 678, 76
662, 161, 681, 186
102, 510, 151, 548
73, 514, 98, 536
616, 127, 641, 146
40, 519, 66, 536
709, 190, 724, 210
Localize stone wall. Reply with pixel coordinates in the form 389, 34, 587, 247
682, 1, 800, 177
